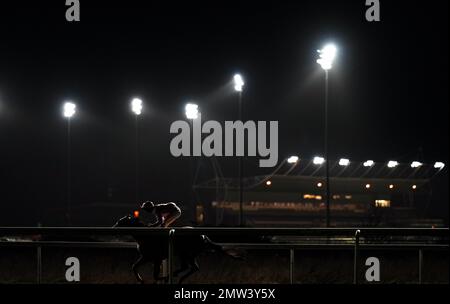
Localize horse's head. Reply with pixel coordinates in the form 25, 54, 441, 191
113, 213, 144, 228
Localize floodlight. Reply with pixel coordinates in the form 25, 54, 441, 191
387, 161, 399, 168
63, 102, 76, 118
411, 161, 422, 168
185, 103, 199, 120
233, 74, 244, 92
313, 156, 325, 165
363, 160, 374, 167
339, 158, 350, 166
434, 162, 445, 169
317, 44, 337, 70
131, 98, 143, 115
287, 156, 299, 164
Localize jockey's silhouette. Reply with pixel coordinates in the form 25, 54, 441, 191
140, 201, 181, 227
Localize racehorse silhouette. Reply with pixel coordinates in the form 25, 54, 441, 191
113, 214, 243, 284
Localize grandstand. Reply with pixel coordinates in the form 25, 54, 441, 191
194, 158, 447, 227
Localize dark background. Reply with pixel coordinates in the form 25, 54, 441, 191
0, 1, 448, 225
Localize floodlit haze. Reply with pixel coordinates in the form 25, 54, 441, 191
0, 1, 447, 225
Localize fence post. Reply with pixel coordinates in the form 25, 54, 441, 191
289, 248, 295, 284
168, 229, 175, 284
418, 249, 423, 284
353, 229, 361, 284
36, 246, 42, 284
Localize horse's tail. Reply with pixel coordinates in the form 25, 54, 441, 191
202, 235, 223, 252
202, 235, 246, 260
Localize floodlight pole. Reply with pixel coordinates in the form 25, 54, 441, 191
189, 118, 195, 222
325, 69, 330, 227
66, 117, 72, 226
135, 114, 139, 204
238, 90, 244, 227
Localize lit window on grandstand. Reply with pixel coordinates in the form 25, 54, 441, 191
375, 200, 391, 208
303, 194, 322, 200
332, 195, 341, 200
345, 195, 352, 200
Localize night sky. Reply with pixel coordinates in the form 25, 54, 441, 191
0, 1, 448, 225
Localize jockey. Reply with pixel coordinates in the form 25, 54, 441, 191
140, 201, 181, 227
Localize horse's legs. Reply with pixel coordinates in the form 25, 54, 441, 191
132, 255, 146, 284
178, 258, 199, 284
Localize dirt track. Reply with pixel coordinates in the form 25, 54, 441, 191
0, 247, 448, 284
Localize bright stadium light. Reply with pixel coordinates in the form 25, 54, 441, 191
265, 180, 272, 186
365, 183, 371, 189
412, 185, 417, 190
339, 158, 350, 166
131, 98, 143, 115
363, 160, 374, 167
387, 161, 399, 168
389, 184, 394, 190
233, 74, 244, 92
317, 44, 337, 70
434, 162, 445, 169
63, 102, 76, 118
411, 161, 423, 168
185, 103, 199, 120
317, 182, 323, 188
287, 156, 299, 164
313, 156, 325, 165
